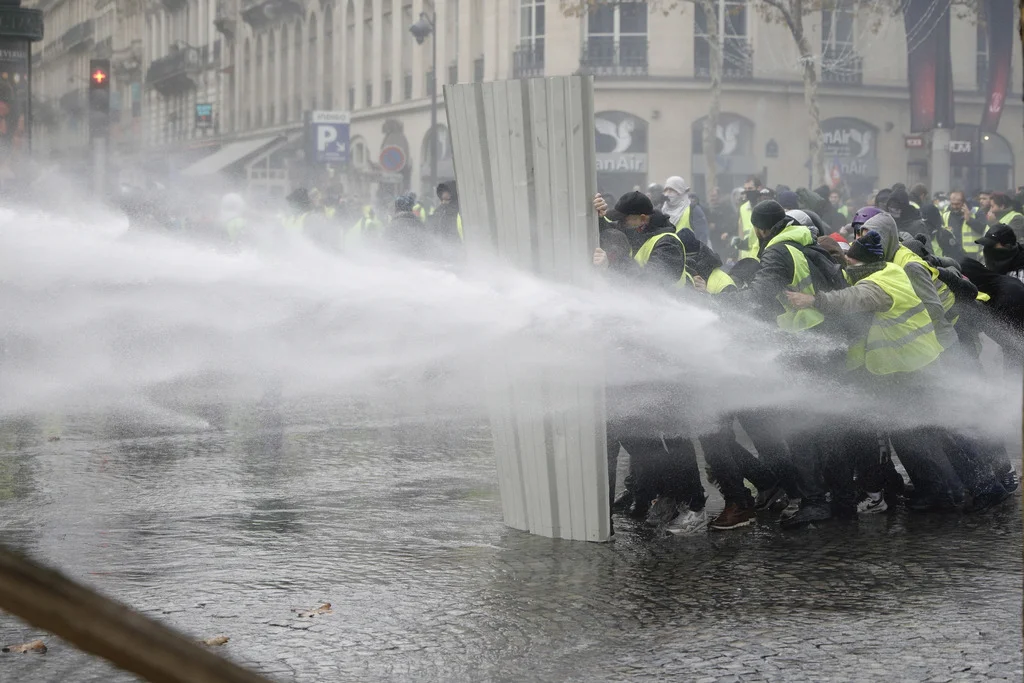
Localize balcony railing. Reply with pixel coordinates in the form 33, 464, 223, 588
62, 20, 94, 54
695, 38, 753, 81
821, 48, 863, 86
513, 43, 544, 79
145, 47, 202, 96
579, 40, 648, 77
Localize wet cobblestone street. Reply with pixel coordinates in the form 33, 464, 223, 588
0, 400, 1021, 682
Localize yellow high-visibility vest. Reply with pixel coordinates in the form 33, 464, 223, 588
942, 208, 981, 256
846, 262, 943, 375
706, 267, 736, 294
633, 231, 691, 288
673, 206, 691, 233
893, 245, 958, 335
738, 201, 759, 260
764, 225, 825, 332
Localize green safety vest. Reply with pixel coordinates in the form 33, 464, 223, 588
1000, 210, 1024, 228
225, 217, 246, 242
706, 267, 736, 294
673, 206, 691, 233
347, 206, 382, 248
737, 202, 759, 260
282, 212, 307, 232
633, 231, 692, 288
893, 246, 958, 335
942, 208, 981, 256
910, 200, 920, 210
846, 262, 943, 375
764, 225, 826, 332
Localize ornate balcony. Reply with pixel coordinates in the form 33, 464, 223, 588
579, 40, 647, 78
240, 0, 303, 31
145, 46, 201, 96
513, 43, 544, 79
821, 48, 863, 86
62, 20, 94, 54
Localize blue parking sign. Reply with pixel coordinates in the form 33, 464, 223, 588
310, 111, 351, 165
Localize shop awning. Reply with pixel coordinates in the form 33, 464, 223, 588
179, 135, 283, 177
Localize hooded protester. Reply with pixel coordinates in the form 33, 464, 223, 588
661, 176, 710, 245
429, 181, 462, 244
812, 185, 846, 229
887, 187, 957, 257
786, 209, 827, 240
384, 194, 433, 258
859, 212, 957, 350
909, 183, 944, 233
976, 224, 1024, 283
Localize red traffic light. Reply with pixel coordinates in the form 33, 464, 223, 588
91, 69, 107, 85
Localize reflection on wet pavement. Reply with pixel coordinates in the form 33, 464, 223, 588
0, 399, 1020, 682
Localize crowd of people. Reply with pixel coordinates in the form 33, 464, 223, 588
119, 170, 1024, 537
593, 176, 1024, 535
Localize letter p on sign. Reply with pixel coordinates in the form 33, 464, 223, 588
317, 125, 338, 152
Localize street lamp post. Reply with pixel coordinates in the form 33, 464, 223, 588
409, 12, 436, 200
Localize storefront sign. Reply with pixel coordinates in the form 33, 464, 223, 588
948, 140, 972, 154
595, 110, 648, 198
821, 117, 879, 179
905, 136, 925, 148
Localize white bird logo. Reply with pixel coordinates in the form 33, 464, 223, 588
596, 117, 636, 153
717, 121, 740, 156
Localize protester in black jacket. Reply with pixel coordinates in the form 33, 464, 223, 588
960, 259, 1024, 363
594, 191, 686, 288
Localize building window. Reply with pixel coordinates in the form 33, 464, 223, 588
448, 63, 458, 84
384, 78, 392, 104
582, 1, 648, 76
404, 73, 412, 100
474, 57, 484, 82
821, 3, 861, 85
694, 0, 751, 80
364, 83, 372, 107
516, 0, 545, 77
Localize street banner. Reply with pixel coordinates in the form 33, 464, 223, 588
980, 0, 1012, 132
902, 0, 955, 133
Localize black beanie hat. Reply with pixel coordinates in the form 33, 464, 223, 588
847, 230, 886, 264
751, 200, 788, 233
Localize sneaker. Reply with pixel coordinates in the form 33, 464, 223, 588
667, 508, 708, 535
611, 490, 635, 513
857, 491, 888, 515
1000, 470, 1019, 494
644, 496, 678, 528
779, 497, 801, 520
754, 485, 789, 513
780, 501, 832, 529
710, 503, 755, 530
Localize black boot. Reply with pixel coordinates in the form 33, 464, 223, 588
780, 499, 833, 529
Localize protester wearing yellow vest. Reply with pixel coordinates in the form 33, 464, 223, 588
988, 192, 1024, 243
857, 211, 958, 351
942, 191, 984, 258
592, 190, 709, 535
787, 229, 964, 514
593, 191, 687, 289
346, 204, 383, 250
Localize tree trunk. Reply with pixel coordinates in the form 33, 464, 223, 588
699, 0, 721, 200
795, 30, 824, 188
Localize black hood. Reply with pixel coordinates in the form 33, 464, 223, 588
982, 243, 1024, 276
436, 181, 459, 204
886, 188, 921, 226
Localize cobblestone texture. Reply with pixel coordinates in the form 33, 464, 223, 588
0, 401, 1020, 682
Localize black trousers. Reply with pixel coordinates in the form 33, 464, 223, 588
610, 434, 706, 512
701, 418, 777, 506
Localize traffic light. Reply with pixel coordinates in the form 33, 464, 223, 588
88, 59, 111, 137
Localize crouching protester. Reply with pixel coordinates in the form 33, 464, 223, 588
786, 230, 965, 513
593, 192, 709, 535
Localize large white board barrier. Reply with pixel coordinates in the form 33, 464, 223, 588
444, 76, 611, 542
